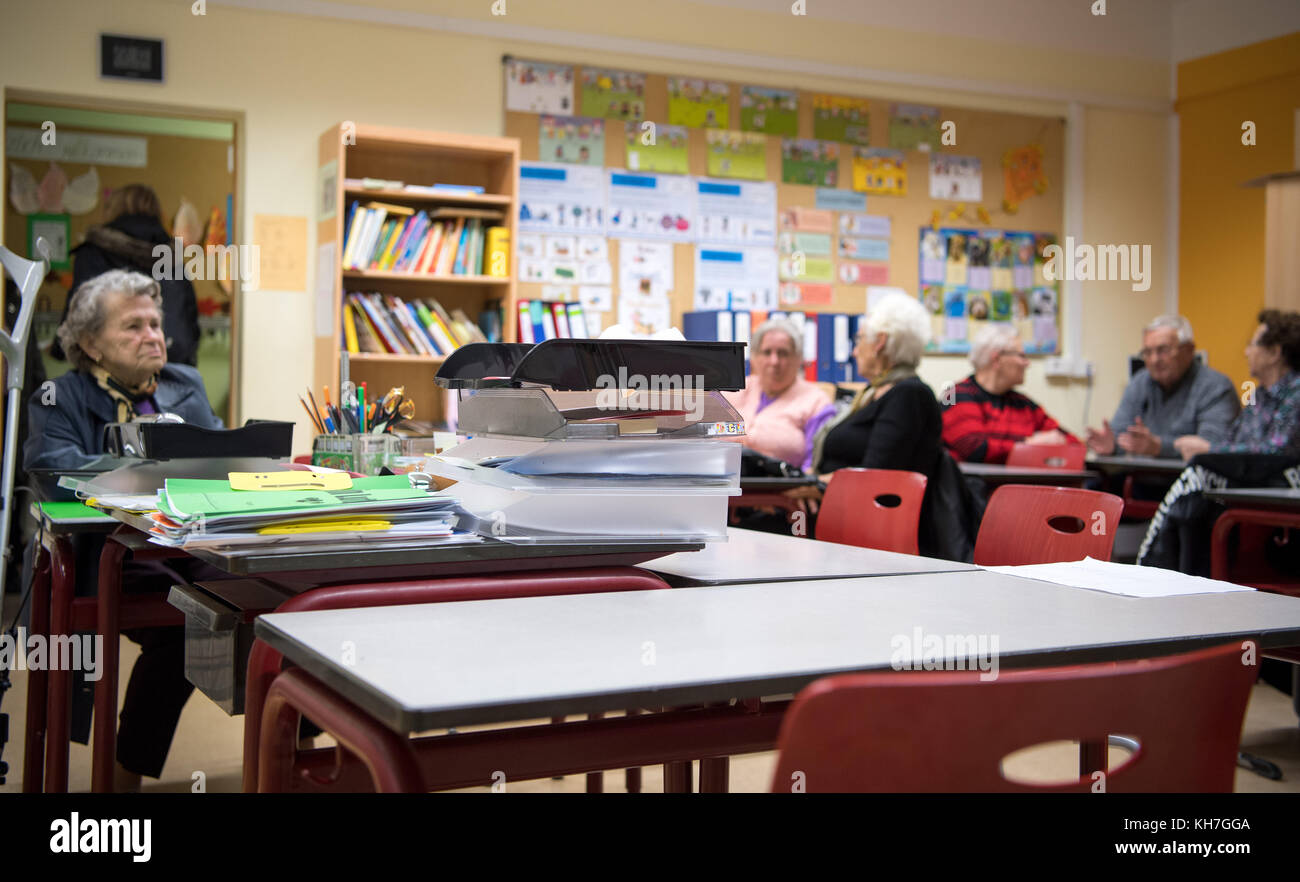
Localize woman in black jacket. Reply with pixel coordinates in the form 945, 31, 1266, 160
53, 184, 200, 366
811, 292, 981, 560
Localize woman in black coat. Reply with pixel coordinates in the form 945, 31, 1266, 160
53, 184, 200, 366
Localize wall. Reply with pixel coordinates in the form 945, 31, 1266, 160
1177, 32, 1300, 392
0, 0, 1175, 448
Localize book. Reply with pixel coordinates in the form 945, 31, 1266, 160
437, 217, 464, 275
346, 296, 383, 353
486, 226, 510, 277
341, 202, 364, 268
355, 293, 406, 353
406, 301, 443, 355
343, 298, 360, 353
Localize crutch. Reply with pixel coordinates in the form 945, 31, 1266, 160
0, 238, 49, 597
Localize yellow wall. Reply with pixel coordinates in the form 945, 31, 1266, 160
1178, 32, 1300, 391
0, 0, 1174, 447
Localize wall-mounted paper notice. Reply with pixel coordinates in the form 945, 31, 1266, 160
315, 241, 336, 337
253, 214, 308, 292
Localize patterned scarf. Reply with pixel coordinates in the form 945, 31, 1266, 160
809, 365, 917, 474
90, 365, 160, 423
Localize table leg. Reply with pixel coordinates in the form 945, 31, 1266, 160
625, 709, 641, 793
43, 537, 73, 793
22, 545, 51, 792
585, 711, 605, 792
91, 538, 128, 793
664, 760, 693, 793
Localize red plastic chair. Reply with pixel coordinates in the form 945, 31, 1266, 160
1006, 442, 1086, 469
973, 484, 1124, 566
770, 642, 1256, 792
816, 468, 927, 555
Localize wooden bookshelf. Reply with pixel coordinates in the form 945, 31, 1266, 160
315, 123, 519, 429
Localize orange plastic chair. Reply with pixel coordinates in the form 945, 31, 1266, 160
1006, 442, 1086, 469
816, 468, 927, 555
770, 642, 1256, 792
973, 484, 1124, 566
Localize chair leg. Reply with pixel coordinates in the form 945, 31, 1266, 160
585, 711, 604, 792
91, 538, 128, 792
44, 537, 74, 793
624, 708, 641, 793
22, 546, 51, 792
664, 760, 693, 793
699, 757, 729, 793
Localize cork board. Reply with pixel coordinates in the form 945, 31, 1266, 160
504, 65, 1064, 352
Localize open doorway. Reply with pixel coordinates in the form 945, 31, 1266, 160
3, 91, 242, 424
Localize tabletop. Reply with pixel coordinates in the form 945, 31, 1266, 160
958, 462, 1099, 484
739, 476, 819, 491
641, 527, 975, 586
30, 500, 118, 533
1205, 487, 1300, 511
256, 568, 1300, 733
1087, 455, 1187, 475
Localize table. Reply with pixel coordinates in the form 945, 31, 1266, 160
641, 526, 975, 587
958, 462, 1099, 486
1087, 455, 1186, 476
1206, 487, 1300, 511
253, 569, 1300, 792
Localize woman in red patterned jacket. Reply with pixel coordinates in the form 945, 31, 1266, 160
941, 323, 1080, 463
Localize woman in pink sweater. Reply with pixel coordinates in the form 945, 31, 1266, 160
725, 318, 835, 472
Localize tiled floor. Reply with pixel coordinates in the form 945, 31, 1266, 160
2, 637, 1296, 793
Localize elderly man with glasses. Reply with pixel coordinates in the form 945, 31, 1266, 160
1085, 315, 1238, 459
942, 323, 1079, 463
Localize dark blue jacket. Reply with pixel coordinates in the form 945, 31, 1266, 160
24, 363, 223, 471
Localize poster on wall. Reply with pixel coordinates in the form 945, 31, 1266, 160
851, 148, 907, 196
889, 103, 942, 151
696, 178, 776, 247
781, 139, 839, 187
538, 115, 605, 165
695, 246, 778, 311
606, 171, 696, 241
929, 154, 983, 201
812, 95, 871, 145
518, 162, 605, 234
917, 226, 1058, 354
505, 59, 574, 114
667, 77, 730, 128
705, 130, 767, 181
580, 67, 646, 121
625, 123, 689, 174
27, 214, 70, 270
740, 86, 798, 136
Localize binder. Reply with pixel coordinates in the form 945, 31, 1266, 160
565, 302, 588, 339
518, 301, 536, 344
551, 302, 571, 338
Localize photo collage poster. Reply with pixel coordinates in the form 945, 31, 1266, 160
918, 226, 1059, 355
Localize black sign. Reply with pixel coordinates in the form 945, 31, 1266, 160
100, 34, 164, 82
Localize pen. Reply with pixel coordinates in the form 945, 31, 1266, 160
358, 383, 367, 433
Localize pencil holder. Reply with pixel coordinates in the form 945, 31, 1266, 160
311, 434, 401, 475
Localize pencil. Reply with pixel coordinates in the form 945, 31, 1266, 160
299, 395, 325, 434
306, 387, 325, 434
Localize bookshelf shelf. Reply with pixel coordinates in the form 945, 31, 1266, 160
343, 187, 512, 207
341, 270, 509, 285
316, 123, 519, 429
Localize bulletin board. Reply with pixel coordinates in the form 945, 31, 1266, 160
502, 59, 1065, 354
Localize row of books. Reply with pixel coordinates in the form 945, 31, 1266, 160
517, 300, 592, 343
344, 291, 488, 356
342, 200, 509, 277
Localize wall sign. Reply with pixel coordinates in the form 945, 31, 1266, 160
100, 34, 164, 82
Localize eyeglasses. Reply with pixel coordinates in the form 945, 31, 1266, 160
998, 349, 1028, 360
1140, 344, 1179, 360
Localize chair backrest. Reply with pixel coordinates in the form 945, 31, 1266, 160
1006, 442, 1085, 469
973, 484, 1123, 566
771, 642, 1255, 792
816, 468, 927, 555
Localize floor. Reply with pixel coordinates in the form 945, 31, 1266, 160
2, 636, 1297, 793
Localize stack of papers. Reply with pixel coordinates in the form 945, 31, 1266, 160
144, 475, 467, 549
984, 556, 1254, 598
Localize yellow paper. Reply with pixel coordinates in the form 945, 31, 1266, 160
259, 518, 390, 535
228, 471, 353, 491
251, 214, 308, 291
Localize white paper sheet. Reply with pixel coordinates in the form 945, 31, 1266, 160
984, 556, 1254, 598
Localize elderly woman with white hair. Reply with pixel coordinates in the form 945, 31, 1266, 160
811, 293, 942, 474
941, 323, 1078, 463
24, 268, 222, 791
724, 317, 835, 471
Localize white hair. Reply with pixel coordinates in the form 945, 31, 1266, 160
750, 317, 803, 359
1144, 314, 1194, 345
970, 323, 1022, 370
860, 293, 931, 369
58, 269, 163, 371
